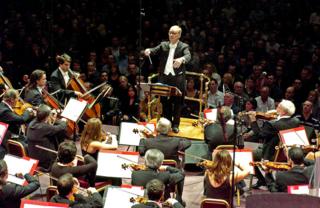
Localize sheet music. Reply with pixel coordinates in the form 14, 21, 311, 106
61, 98, 87, 122
4, 155, 37, 185
280, 127, 309, 146
228, 150, 254, 175
204, 109, 217, 121
96, 150, 139, 178
119, 122, 155, 146
104, 186, 144, 208
0, 122, 8, 145
21, 199, 68, 208
288, 185, 309, 195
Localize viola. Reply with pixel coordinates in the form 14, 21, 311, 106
239, 111, 278, 121
132, 128, 155, 138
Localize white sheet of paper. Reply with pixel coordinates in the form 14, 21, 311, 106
0, 122, 8, 145
24, 205, 66, 208
104, 186, 144, 208
96, 150, 139, 178
228, 150, 254, 175
119, 122, 155, 146
280, 128, 309, 146
61, 98, 87, 122
205, 109, 217, 121
288, 185, 309, 195
4, 155, 37, 185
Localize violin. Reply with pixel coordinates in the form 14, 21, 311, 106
250, 161, 291, 171
196, 160, 215, 169
239, 111, 278, 121
132, 128, 155, 138
121, 163, 146, 171
130, 196, 173, 207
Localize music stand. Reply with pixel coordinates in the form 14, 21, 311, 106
61, 98, 88, 141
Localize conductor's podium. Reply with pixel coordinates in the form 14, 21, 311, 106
151, 117, 204, 140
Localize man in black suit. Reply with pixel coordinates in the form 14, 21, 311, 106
23, 69, 46, 106
50, 173, 103, 207
131, 149, 185, 206
273, 147, 314, 192
27, 104, 67, 170
204, 106, 235, 155
144, 25, 191, 133
138, 117, 191, 165
248, 99, 300, 189
132, 179, 184, 208
0, 160, 40, 208
0, 89, 34, 157
49, 53, 83, 103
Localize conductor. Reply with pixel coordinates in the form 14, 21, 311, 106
144, 25, 191, 133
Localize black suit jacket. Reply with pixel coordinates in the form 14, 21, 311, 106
275, 165, 314, 192
251, 117, 300, 160
149, 41, 191, 76
49, 68, 75, 102
0, 102, 32, 149
27, 119, 67, 169
138, 134, 191, 163
132, 201, 184, 208
204, 123, 235, 154
23, 87, 44, 106
50, 192, 103, 208
131, 167, 184, 188
0, 174, 40, 208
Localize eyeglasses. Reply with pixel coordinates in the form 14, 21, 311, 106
169, 31, 179, 35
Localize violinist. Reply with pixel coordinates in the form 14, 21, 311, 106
248, 99, 300, 189
0, 159, 40, 208
203, 150, 250, 205
49, 53, 83, 103
23, 69, 47, 106
0, 89, 34, 156
138, 117, 191, 166
50, 173, 103, 207
51, 141, 97, 187
132, 179, 184, 208
27, 104, 67, 170
131, 149, 186, 206
204, 106, 235, 155
263, 147, 314, 192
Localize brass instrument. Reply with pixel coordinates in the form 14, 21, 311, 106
146, 72, 210, 121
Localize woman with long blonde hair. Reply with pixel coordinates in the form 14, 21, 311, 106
80, 118, 118, 159
204, 150, 249, 205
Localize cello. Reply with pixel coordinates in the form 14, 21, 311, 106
42, 88, 78, 138
67, 69, 110, 119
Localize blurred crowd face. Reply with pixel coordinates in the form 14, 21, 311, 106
302, 101, 313, 114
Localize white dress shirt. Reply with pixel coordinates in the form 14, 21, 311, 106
59, 68, 70, 87
164, 43, 177, 76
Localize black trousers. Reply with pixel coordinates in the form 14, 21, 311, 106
159, 73, 185, 128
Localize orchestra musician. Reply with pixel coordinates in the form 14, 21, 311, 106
80, 118, 121, 185
80, 118, 118, 159
131, 179, 184, 208
131, 149, 186, 206
50, 173, 103, 207
204, 106, 235, 156
23, 69, 47, 106
51, 141, 97, 187
138, 117, 191, 166
27, 104, 67, 170
0, 89, 34, 157
144, 25, 192, 133
0, 160, 40, 208
247, 99, 300, 189
49, 53, 83, 103
260, 147, 314, 192
203, 150, 250, 205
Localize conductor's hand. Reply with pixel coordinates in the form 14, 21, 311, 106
173, 57, 185, 68
144, 49, 151, 56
